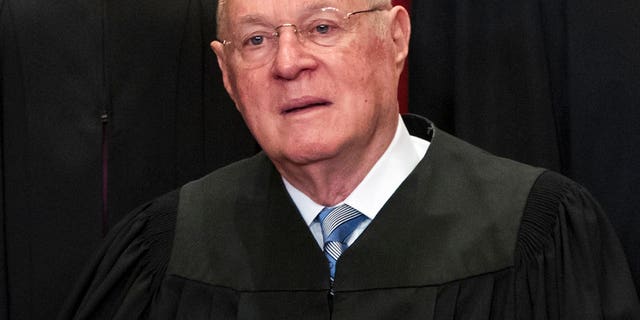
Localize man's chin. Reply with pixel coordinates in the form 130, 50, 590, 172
270, 146, 341, 168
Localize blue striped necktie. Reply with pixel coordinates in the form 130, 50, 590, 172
317, 204, 367, 281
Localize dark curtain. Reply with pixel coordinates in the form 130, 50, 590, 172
0, 0, 256, 318
409, 0, 640, 291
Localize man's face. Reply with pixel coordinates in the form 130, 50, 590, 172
212, 0, 408, 169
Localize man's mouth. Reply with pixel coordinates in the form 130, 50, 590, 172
281, 97, 332, 114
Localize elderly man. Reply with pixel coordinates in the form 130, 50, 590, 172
59, 0, 639, 319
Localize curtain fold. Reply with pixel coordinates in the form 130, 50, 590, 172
0, 0, 7, 315
409, 0, 562, 171
0, 0, 256, 318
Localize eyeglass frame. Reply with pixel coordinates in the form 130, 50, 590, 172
217, 6, 388, 65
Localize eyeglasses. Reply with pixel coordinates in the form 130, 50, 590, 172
220, 7, 386, 67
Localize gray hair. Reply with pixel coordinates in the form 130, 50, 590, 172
368, 0, 392, 7
216, 0, 227, 38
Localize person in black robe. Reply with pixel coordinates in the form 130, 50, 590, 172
58, 0, 640, 319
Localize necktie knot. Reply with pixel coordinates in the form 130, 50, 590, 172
317, 204, 367, 280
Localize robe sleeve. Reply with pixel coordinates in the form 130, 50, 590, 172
515, 171, 640, 319
57, 190, 178, 320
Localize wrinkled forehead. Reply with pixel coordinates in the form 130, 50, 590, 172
222, 0, 371, 22
217, 0, 387, 37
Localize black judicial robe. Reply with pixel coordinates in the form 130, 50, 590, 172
58, 115, 640, 319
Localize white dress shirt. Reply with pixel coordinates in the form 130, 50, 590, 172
283, 116, 430, 248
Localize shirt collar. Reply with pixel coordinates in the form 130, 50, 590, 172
283, 115, 429, 226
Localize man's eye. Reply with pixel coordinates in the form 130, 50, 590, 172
248, 35, 265, 46
241, 33, 270, 47
315, 24, 332, 34
306, 20, 343, 36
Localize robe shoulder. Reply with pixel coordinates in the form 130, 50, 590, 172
514, 170, 640, 318
57, 153, 271, 319
57, 189, 179, 320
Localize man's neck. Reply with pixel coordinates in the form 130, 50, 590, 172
278, 159, 376, 206
275, 119, 398, 206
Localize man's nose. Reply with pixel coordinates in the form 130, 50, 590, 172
271, 26, 318, 80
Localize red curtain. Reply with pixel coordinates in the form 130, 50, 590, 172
392, 0, 411, 113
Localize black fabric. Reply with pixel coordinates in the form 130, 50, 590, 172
566, 0, 640, 295
0, 0, 11, 316
515, 171, 639, 318
408, 0, 640, 292
58, 118, 639, 319
409, 0, 563, 171
0, 0, 256, 318
58, 190, 179, 320
172, 153, 330, 291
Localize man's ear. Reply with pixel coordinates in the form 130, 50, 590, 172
389, 6, 411, 75
211, 40, 237, 102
